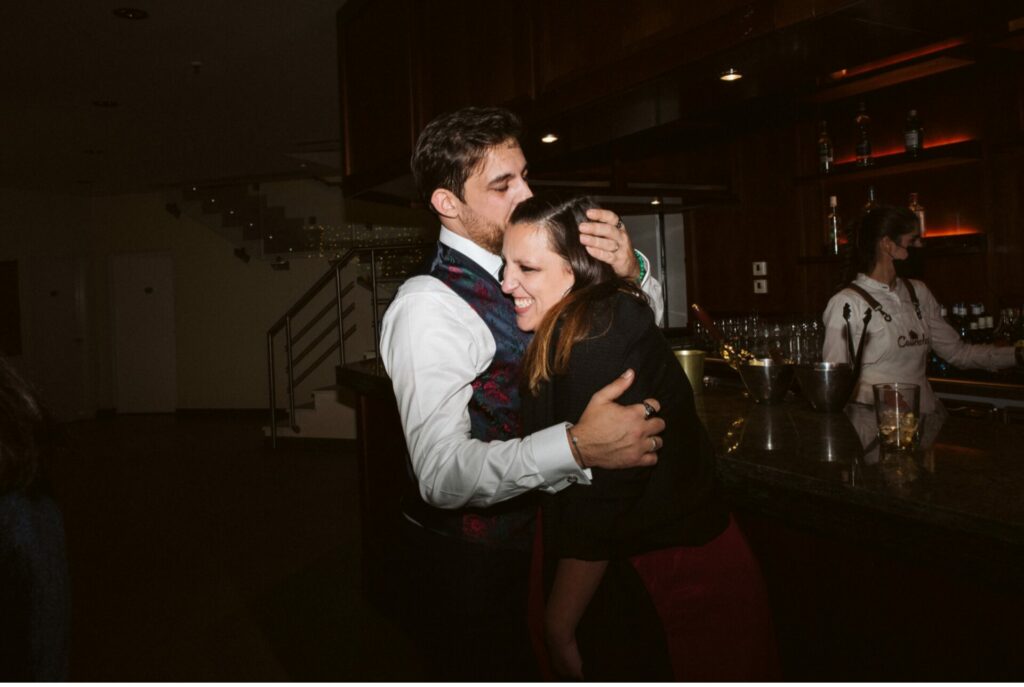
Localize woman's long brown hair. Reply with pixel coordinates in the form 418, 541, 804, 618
508, 196, 647, 395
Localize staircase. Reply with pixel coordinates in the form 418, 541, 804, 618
167, 179, 434, 444
263, 243, 435, 446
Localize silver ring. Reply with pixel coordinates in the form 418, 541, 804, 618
650, 437, 658, 452
642, 401, 656, 419
615, 219, 624, 229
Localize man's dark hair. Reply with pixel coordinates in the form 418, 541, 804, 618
411, 106, 523, 212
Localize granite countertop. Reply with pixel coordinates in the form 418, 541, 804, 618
338, 358, 1024, 584
698, 381, 1024, 585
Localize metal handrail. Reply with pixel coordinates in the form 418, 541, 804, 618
266, 242, 434, 447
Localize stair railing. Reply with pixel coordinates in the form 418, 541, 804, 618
266, 243, 434, 447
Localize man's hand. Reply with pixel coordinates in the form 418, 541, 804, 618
570, 369, 663, 469
579, 207, 641, 281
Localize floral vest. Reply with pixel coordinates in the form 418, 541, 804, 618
404, 243, 538, 550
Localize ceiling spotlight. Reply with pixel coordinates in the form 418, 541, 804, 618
651, 198, 662, 206
112, 7, 149, 20
541, 133, 559, 144
719, 68, 743, 82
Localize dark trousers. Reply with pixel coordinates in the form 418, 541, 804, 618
397, 517, 539, 681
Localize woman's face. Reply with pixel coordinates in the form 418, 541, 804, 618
501, 222, 575, 332
884, 229, 922, 261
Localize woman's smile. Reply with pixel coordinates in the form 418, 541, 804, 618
501, 222, 575, 332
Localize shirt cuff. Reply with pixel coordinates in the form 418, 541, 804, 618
532, 422, 592, 489
635, 250, 650, 286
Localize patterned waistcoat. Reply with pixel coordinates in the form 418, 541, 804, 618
403, 243, 538, 550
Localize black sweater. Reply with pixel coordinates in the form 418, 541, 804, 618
521, 292, 727, 561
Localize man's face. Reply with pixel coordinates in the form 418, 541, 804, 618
455, 140, 532, 254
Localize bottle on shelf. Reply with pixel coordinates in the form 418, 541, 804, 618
908, 192, 926, 237
817, 121, 834, 174
904, 109, 924, 157
825, 195, 843, 256
855, 100, 873, 167
864, 185, 878, 212
993, 309, 1012, 345
967, 303, 986, 342
953, 302, 969, 340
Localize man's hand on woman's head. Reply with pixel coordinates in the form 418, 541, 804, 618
578, 207, 641, 281
569, 369, 664, 470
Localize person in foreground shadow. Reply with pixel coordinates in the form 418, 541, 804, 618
503, 196, 780, 680
0, 357, 70, 681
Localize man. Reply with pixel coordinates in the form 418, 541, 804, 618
379, 106, 665, 680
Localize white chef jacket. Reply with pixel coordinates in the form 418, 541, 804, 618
380, 226, 665, 510
822, 274, 1015, 414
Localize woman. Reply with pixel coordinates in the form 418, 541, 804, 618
0, 357, 70, 681
501, 196, 778, 681
823, 205, 1020, 415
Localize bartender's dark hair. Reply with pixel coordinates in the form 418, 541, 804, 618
411, 106, 523, 213
844, 204, 919, 283
510, 196, 647, 395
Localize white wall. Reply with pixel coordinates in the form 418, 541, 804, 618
1, 183, 430, 412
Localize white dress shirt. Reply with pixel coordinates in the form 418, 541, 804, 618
823, 274, 1014, 413
380, 226, 664, 510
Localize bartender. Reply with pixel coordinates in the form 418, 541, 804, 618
822, 205, 1021, 415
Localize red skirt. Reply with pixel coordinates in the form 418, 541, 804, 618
529, 514, 780, 681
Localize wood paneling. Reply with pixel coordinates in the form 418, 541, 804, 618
681, 61, 1024, 319
412, 1, 534, 127
338, 0, 417, 185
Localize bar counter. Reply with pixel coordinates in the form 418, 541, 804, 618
340, 360, 1024, 678
697, 379, 1024, 586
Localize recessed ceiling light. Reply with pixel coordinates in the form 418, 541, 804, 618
719, 68, 743, 82
112, 7, 149, 20
93, 100, 119, 108
651, 198, 662, 205
541, 133, 559, 144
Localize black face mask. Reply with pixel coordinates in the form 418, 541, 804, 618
896, 246, 925, 280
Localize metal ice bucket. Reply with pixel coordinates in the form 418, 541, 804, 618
794, 362, 854, 413
736, 358, 794, 404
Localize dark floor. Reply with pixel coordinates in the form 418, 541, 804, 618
48, 413, 425, 681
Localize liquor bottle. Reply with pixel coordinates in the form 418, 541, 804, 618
953, 303, 969, 340
825, 195, 842, 255
976, 316, 988, 344
908, 192, 926, 237
817, 121, 834, 174
864, 185, 878, 212
904, 109, 924, 157
993, 309, 1011, 345
855, 100, 873, 167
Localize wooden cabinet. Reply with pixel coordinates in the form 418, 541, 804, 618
336, 0, 779, 196
794, 63, 1023, 313
411, 1, 533, 128
338, 0, 417, 189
